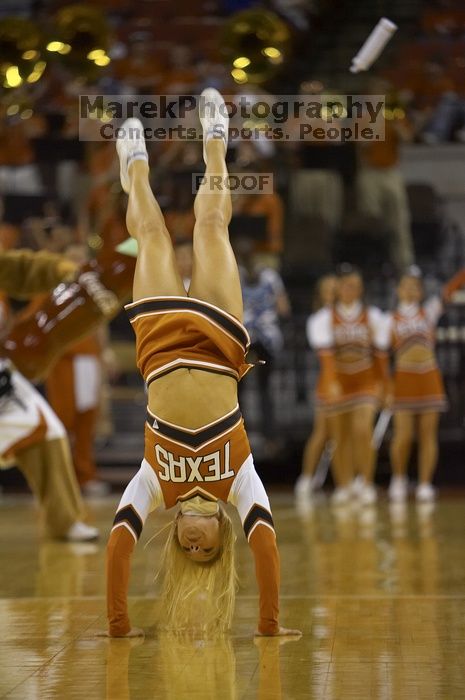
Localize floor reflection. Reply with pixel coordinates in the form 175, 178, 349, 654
0, 495, 464, 698
102, 633, 300, 700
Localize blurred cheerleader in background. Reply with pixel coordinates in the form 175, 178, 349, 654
308, 266, 389, 506
387, 267, 448, 503
295, 273, 337, 501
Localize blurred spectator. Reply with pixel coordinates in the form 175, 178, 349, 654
0, 203, 21, 344
423, 91, 465, 143
97, 190, 129, 252
385, 58, 459, 140
86, 142, 119, 196
0, 287, 12, 345
84, 141, 128, 252
0, 198, 20, 251
233, 187, 284, 268
422, 5, 465, 37
356, 115, 415, 273
407, 60, 456, 115
288, 141, 351, 231
196, 59, 231, 92
159, 46, 200, 94
230, 138, 278, 230
237, 241, 291, 450
0, 117, 43, 195
233, 138, 276, 167
113, 27, 166, 92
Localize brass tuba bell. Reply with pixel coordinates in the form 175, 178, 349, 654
0, 17, 46, 90
221, 9, 290, 85
47, 4, 110, 81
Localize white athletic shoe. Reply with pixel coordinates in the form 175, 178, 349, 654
388, 476, 408, 503
65, 521, 99, 542
116, 117, 148, 193
415, 483, 436, 503
294, 474, 312, 500
351, 475, 365, 497
199, 88, 229, 164
331, 486, 351, 506
358, 483, 378, 506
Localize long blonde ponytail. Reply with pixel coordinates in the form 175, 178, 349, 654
158, 507, 238, 633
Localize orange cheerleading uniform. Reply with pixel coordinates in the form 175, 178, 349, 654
387, 298, 447, 413
125, 295, 252, 383
107, 296, 279, 637
143, 407, 251, 508
308, 303, 389, 413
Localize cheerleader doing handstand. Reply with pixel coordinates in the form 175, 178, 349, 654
106, 89, 300, 638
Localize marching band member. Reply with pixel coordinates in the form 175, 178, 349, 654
0, 248, 98, 540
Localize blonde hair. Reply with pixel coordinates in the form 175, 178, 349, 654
158, 507, 237, 633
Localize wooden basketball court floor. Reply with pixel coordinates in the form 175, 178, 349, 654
1, 491, 464, 699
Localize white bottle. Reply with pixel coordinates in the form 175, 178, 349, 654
350, 18, 398, 73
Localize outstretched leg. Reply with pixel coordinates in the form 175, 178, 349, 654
189, 90, 243, 320
390, 411, 414, 477
301, 410, 329, 477
352, 404, 376, 483
331, 412, 353, 488
417, 411, 439, 485
295, 410, 330, 499
117, 120, 185, 301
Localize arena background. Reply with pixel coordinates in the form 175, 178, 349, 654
2, 2, 465, 699
1, 0, 464, 492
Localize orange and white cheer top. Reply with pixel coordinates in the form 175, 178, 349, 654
386, 297, 447, 412
107, 407, 279, 637
125, 295, 252, 384
307, 302, 389, 412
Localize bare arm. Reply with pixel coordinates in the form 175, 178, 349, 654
230, 459, 300, 635
106, 462, 162, 636
107, 526, 138, 636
